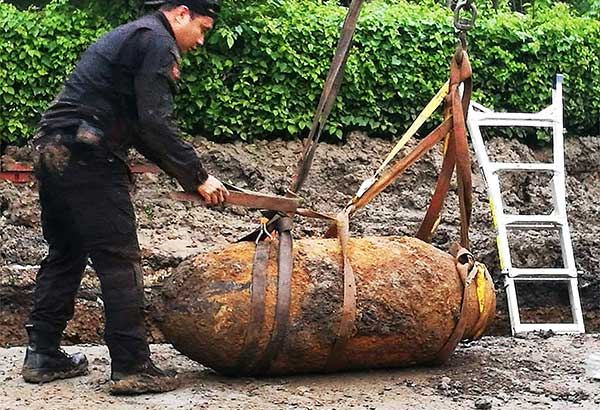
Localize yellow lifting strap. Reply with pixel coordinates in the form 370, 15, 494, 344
351, 80, 450, 201
475, 263, 487, 314
374, 80, 450, 177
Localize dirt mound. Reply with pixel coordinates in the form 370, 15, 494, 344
1, 133, 599, 345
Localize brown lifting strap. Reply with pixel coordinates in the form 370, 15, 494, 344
433, 245, 474, 364
235, 239, 271, 373
289, 0, 365, 194
325, 209, 357, 371
416, 47, 473, 248
239, 5, 475, 373
324, 46, 474, 248
240, 0, 366, 373
236, 0, 365, 244
240, 209, 358, 374
250, 217, 294, 374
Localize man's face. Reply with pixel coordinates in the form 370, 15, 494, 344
174, 11, 214, 53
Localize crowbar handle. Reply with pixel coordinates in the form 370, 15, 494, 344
170, 190, 302, 214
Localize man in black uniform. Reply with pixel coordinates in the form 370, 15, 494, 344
22, 0, 228, 395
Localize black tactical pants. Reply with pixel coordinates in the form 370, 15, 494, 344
29, 136, 150, 372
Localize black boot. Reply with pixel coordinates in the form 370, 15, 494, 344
22, 324, 88, 383
109, 359, 179, 395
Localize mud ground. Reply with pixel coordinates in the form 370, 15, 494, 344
1, 335, 600, 409
1, 132, 600, 407
0, 335, 600, 410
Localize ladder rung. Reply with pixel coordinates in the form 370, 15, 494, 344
472, 111, 556, 122
468, 82, 585, 336
513, 323, 585, 335
502, 215, 565, 228
475, 118, 555, 128
507, 268, 577, 279
489, 162, 556, 173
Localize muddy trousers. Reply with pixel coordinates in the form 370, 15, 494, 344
28, 145, 150, 373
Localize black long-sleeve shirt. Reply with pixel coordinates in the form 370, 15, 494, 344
38, 12, 207, 191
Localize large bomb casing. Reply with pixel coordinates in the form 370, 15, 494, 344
158, 236, 495, 376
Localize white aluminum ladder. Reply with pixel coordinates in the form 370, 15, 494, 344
467, 74, 585, 335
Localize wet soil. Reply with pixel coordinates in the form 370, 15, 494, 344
2, 133, 599, 344
1, 335, 599, 409
1, 133, 600, 407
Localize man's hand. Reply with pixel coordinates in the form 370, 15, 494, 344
197, 175, 230, 205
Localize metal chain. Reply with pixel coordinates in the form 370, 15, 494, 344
452, 0, 478, 50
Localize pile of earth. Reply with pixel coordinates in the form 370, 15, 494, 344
1, 132, 599, 346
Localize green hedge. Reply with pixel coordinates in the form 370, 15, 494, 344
1, 0, 599, 144
0, 0, 110, 142
470, 3, 600, 138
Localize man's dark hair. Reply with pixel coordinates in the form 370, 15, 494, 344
159, 0, 220, 19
